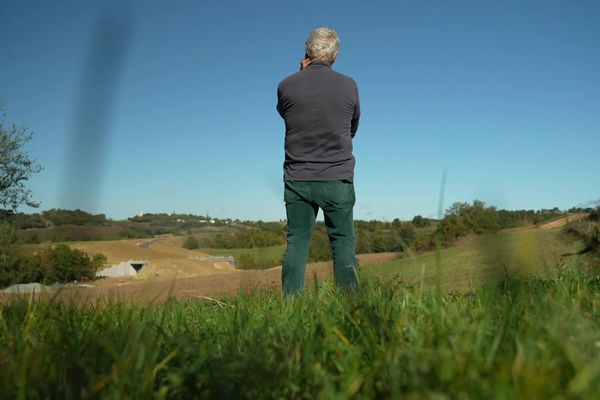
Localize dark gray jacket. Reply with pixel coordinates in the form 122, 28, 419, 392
277, 60, 360, 182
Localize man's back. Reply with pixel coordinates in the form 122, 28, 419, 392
277, 60, 360, 182
277, 27, 360, 295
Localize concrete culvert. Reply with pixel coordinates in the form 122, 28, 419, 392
98, 260, 148, 278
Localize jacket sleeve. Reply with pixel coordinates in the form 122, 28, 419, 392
276, 85, 285, 118
350, 83, 360, 138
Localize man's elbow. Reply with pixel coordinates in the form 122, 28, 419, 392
351, 122, 359, 138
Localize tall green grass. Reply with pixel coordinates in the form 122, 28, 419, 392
199, 245, 285, 269
366, 228, 576, 291
1, 259, 599, 399
198, 245, 285, 261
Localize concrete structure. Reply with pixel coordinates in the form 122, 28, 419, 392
190, 255, 235, 266
207, 256, 235, 266
1, 282, 52, 294
98, 260, 148, 278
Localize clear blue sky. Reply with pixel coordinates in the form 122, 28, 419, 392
2, 0, 599, 221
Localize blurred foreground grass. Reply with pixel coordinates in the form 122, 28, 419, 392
1, 267, 599, 398
1, 227, 599, 399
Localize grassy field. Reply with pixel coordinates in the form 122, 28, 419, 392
199, 244, 286, 262
364, 228, 578, 291
1, 228, 599, 398
198, 245, 286, 269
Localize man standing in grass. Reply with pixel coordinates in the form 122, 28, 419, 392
277, 27, 361, 295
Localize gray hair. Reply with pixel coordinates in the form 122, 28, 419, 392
305, 27, 340, 64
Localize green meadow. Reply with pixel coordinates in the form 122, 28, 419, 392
199, 245, 286, 262
199, 245, 286, 269
365, 228, 576, 291
1, 227, 599, 399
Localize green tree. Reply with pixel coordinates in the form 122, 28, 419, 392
395, 222, 417, 249
437, 214, 469, 243
590, 207, 600, 222
0, 222, 21, 287
437, 200, 501, 243
41, 209, 108, 226
371, 230, 391, 253
183, 235, 199, 250
308, 227, 332, 262
237, 252, 258, 269
0, 117, 43, 212
355, 228, 373, 254
411, 215, 430, 228
1, 242, 105, 287
26, 245, 104, 283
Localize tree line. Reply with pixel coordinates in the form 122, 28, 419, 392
4, 209, 109, 229
193, 224, 285, 249
434, 200, 566, 246
129, 212, 230, 229
184, 201, 569, 259
184, 219, 421, 264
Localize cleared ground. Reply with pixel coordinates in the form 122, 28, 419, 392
22, 252, 399, 304
70, 236, 236, 281
72, 227, 574, 303
5, 216, 583, 304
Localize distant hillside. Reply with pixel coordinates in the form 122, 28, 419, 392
3, 209, 234, 244
4, 203, 595, 246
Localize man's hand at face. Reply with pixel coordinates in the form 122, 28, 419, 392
300, 57, 312, 71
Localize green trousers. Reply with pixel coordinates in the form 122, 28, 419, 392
282, 180, 359, 295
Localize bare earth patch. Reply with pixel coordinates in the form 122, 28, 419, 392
1, 253, 401, 304
537, 213, 587, 230
70, 236, 236, 281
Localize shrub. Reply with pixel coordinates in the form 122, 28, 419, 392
396, 222, 416, 248
308, 227, 332, 262
589, 207, 600, 222
412, 215, 431, 228
413, 234, 436, 252
436, 200, 502, 244
183, 235, 199, 250
0, 243, 106, 287
236, 251, 281, 270
24, 244, 106, 283
0, 222, 21, 287
119, 226, 152, 239
237, 252, 258, 269
354, 220, 417, 254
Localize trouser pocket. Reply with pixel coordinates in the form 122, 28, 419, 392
321, 181, 355, 210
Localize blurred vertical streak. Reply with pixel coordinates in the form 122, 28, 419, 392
62, 11, 132, 212
434, 170, 447, 293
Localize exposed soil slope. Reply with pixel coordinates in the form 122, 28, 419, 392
70, 236, 236, 280
2, 253, 400, 304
